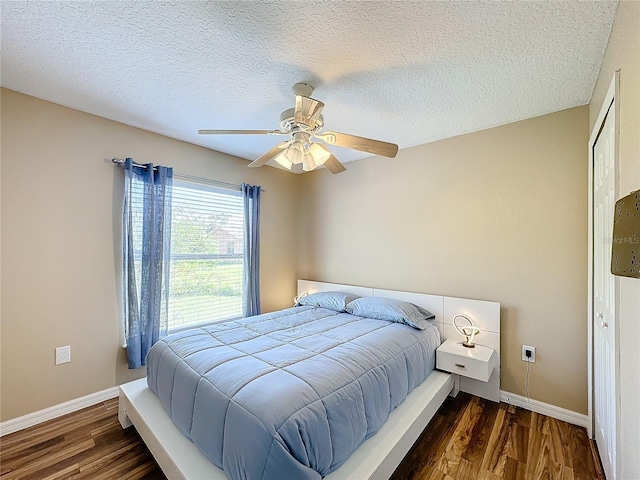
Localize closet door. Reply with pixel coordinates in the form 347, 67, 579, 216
592, 97, 618, 480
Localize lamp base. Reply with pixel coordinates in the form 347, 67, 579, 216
462, 341, 476, 348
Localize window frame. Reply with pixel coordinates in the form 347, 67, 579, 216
167, 179, 244, 333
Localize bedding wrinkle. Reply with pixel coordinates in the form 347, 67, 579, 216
146, 306, 440, 480
155, 347, 180, 415
357, 378, 369, 442
404, 352, 411, 394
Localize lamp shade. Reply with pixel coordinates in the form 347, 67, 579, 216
273, 150, 293, 170
302, 152, 317, 172
284, 141, 305, 165
308, 142, 332, 166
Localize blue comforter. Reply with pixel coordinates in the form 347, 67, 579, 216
146, 306, 440, 480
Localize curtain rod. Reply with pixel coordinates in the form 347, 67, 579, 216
111, 158, 265, 193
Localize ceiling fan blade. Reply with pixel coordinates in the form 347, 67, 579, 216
294, 95, 324, 129
323, 154, 347, 174
316, 131, 398, 158
198, 129, 286, 135
247, 142, 289, 168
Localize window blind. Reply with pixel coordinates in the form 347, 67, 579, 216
168, 180, 244, 331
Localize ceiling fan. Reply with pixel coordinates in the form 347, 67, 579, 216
198, 83, 398, 174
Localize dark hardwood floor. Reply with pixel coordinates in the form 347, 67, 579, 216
0, 393, 604, 480
392, 393, 604, 480
0, 398, 165, 480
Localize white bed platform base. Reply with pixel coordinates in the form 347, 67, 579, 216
118, 280, 500, 480
119, 371, 453, 480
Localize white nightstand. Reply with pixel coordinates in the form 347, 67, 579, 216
436, 338, 499, 398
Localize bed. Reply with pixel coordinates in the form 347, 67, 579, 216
119, 280, 500, 479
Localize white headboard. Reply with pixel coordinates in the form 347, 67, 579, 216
297, 279, 501, 401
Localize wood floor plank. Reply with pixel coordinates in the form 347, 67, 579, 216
477, 470, 501, 480
2, 439, 95, 480
394, 393, 604, 480
0, 403, 164, 480
548, 417, 572, 467
525, 424, 552, 480
391, 412, 449, 480
530, 412, 550, 435
0, 435, 66, 473
548, 459, 575, 480
588, 436, 605, 480
1, 391, 604, 480
102, 399, 119, 410
1, 405, 112, 455
506, 422, 529, 464
427, 469, 455, 480
391, 393, 469, 480
569, 423, 601, 480
453, 457, 479, 480
513, 407, 532, 429
480, 405, 514, 476
437, 451, 462, 477
447, 396, 486, 458
41, 464, 81, 480
504, 456, 527, 480
463, 398, 500, 465
74, 435, 144, 476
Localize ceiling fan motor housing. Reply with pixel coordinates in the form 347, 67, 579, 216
279, 107, 324, 133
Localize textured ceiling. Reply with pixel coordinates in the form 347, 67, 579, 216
1, 1, 618, 167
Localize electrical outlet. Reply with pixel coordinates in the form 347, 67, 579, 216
55, 345, 71, 365
522, 345, 536, 363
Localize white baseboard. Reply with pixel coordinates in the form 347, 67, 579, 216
500, 390, 589, 430
0, 386, 120, 437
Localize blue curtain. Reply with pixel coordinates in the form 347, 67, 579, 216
122, 158, 173, 368
242, 183, 261, 317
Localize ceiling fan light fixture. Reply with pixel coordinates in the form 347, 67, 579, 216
284, 140, 305, 165
308, 142, 331, 167
273, 150, 293, 170
302, 151, 317, 172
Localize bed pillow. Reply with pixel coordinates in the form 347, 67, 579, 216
296, 291, 361, 312
345, 297, 435, 330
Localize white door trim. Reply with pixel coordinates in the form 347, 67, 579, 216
587, 70, 621, 473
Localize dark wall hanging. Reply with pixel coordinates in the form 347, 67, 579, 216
611, 189, 640, 278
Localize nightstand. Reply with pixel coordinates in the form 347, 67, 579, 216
436, 338, 499, 398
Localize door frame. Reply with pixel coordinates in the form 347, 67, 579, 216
587, 70, 620, 471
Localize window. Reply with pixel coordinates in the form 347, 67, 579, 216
169, 180, 244, 331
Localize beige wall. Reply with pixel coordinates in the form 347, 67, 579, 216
0, 89, 299, 421
3, 14, 633, 434
589, 1, 640, 477
298, 106, 589, 414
